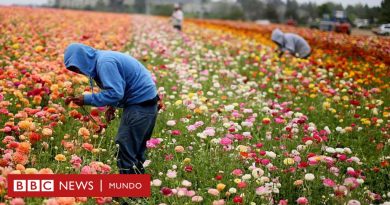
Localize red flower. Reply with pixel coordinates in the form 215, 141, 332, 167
350, 100, 360, 106
215, 174, 223, 180
160, 187, 173, 196
237, 182, 247, 189
233, 196, 243, 204
184, 165, 193, 172
28, 132, 41, 144
298, 162, 308, 169
90, 109, 100, 117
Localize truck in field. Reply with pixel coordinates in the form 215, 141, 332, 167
311, 11, 352, 35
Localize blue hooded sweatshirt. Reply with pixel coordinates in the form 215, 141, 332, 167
64, 43, 157, 108
271, 28, 311, 58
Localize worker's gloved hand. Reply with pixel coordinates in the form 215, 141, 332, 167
65, 96, 84, 106
105, 106, 116, 123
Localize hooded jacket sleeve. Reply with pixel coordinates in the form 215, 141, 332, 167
83, 61, 125, 107
284, 37, 295, 54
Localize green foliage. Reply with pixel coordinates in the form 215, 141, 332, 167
379, 0, 390, 23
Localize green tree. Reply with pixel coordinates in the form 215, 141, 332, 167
379, 0, 390, 23
285, 0, 299, 20
237, 0, 265, 20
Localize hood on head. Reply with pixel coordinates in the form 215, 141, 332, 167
271, 28, 284, 46
64, 43, 97, 78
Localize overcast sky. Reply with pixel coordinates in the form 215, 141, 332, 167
0, 0, 383, 7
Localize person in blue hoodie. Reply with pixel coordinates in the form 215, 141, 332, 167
64, 43, 159, 175
271, 28, 311, 59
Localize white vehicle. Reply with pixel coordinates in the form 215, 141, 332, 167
373, 24, 390, 36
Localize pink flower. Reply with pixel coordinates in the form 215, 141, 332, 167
95, 197, 112, 204
261, 159, 270, 166
232, 169, 243, 176
208, 188, 220, 196
45, 198, 59, 205
171, 130, 181, 136
192, 196, 203, 202
343, 177, 359, 190
213, 199, 225, 205
101, 164, 111, 174
278, 199, 288, 205
334, 185, 348, 196
146, 138, 162, 148
70, 155, 82, 169
323, 178, 336, 187
203, 127, 216, 136
296, 197, 308, 205
80, 165, 93, 174
10, 198, 25, 205
186, 190, 196, 197
186, 125, 197, 132
220, 137, 232, 146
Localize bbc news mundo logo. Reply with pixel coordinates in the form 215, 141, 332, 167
8, 174, 150, 197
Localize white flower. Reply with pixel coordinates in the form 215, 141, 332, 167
228, 188, 237, 194
326, 147, 336, 153
335, 148, 344, 153
260, 176, 270, 183
304, 173, 315, 181
151, 179, 162, 187
242, 174, 251, 180
324, 126, 331, 134
143, 160, 151, 167
252, 168, 264, 178
344, 148, 352, 154
243, 132, 251, 137
182, 180, 192, 187
266, 151, 276, 159
166, 120, 176, 126
224, 105, 235, 112
305, 140, 313, 145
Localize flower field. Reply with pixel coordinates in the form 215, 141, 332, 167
0, 7, 389, 205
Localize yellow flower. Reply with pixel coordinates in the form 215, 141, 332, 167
175, 100, 183, 106
234, 178, 241, 184
217, 183, 226, 191
25, 168, 38, 174
34, 45, 44, 52
55, 154, 66, 162
322, 102, 331, 109
183, 158, 191, 164
18, 120, 34, 131
283, 158, 295, 165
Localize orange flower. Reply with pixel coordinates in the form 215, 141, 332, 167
39, 168, 54, 174
15, 164, 25, 171
56, 197, 76, 205
12, 152, 28, 165
78, 127, 90, 139
17, 142, 31, 154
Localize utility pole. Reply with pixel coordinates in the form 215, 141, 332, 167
145, 0, 150, 14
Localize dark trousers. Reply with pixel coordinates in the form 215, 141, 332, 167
115, 104, 157, 174
173, 25, 182, 31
